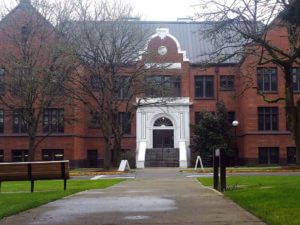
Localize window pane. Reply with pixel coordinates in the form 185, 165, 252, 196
259, 148, 268, 164
293, 68, 300, 92
195, 77, 203, 97
271, 73, 277, 91
227, 76, 234, 89
264, 73, 270, 91
0, 110, 3, 133
272, 114, 278, 130
12, 150, 28, 162
265, 113, 271, 130
257, 74, 263, 90
42, 149, 64, 161
269, 148, 279, 164
205, 76, 214, 97
258, 114, 264, 130
220, 76, 227, 89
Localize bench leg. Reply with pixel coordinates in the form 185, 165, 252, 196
64, 179, 67, 190
31, 180, 34, 193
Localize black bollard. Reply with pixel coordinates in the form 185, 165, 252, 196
220, 148, 226, 192
213, 149, 219, 190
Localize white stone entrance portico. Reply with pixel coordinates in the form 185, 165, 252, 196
136, 98, 192, 168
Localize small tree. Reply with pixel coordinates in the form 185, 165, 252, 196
192, 101, 232, 160
0, 0, 76, 161
194, 0, 300, 164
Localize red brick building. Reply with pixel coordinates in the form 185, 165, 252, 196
0, 1, 298, 168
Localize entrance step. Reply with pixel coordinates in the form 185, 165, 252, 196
145, 148, 179, 167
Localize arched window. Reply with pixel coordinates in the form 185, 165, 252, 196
154, 117, 173, 127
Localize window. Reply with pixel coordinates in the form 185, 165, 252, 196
0, 68, 5, 95
287, 147, 296, 164
146, 75, 181, 97
12, 150, 28, 162
195, 76, 214, 98
258, 107, 278, 131
89, 111, 100, 128
47, 73, 65, 95
43, 108, 64, 133
0, 110, 3, 133
0, 150, 3, 162
11, 68, 30, 95
42, 149, 64, 161
257, 68, 277, 92
119, 112, 131, 135
220, 75, 234, 90
13, 109, 28, 133
228, 111, 235, 124
293, 68, 300, 92
154, 117, 173, 127
116, 76, 130, 99
259, 147, 279, 164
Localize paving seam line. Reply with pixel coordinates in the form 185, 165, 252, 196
195, 178, 223, 196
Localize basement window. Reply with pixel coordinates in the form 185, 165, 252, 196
259, 147, 279, 164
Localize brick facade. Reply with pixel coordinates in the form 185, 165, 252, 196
0, 2, 298, 167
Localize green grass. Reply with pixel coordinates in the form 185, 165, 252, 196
182, 166, 285, 173
0, 179, 124, 219
70, 168, 104, 172
198, 176, 300, 225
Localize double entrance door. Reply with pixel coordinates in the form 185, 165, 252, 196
153, 130, 174, 148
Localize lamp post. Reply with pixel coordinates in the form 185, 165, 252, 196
232, 120, 239, 167
232, 120, 239, 139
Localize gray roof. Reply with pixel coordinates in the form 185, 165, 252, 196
140, 21, 242, 64
65, 20, 244, 65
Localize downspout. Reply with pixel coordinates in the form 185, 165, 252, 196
215, 66, 219, 101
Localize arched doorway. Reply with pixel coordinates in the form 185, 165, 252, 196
153, 117, 174, 148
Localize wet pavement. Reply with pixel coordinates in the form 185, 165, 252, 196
0, 168, 266, 225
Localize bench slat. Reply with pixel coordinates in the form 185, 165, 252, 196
0, 161, 70, 181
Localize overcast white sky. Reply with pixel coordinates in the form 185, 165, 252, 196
128, 0, 199, 21
2, 0, 200, 21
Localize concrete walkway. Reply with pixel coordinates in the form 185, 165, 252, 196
0, 168, 266, 225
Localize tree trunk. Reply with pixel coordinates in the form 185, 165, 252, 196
284, 66, 299, 165
103, 139, 111, 169
112, 140, 122, 167
27, 134, 36, 162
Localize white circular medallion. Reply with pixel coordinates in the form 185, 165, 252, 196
158, 46, 167, 55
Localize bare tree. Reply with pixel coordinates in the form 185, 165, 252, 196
0, 0, 77, 161
193, 0, 300, 164
64, 0, 175, 168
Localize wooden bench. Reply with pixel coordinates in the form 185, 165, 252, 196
0, 160, 70, 192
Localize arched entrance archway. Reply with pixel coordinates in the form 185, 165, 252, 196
153, 117, 174, 148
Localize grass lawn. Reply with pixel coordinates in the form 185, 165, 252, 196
0, 179, 124, 219
198, 176, 300, 225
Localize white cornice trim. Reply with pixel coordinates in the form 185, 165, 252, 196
146, 28, 189, 62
